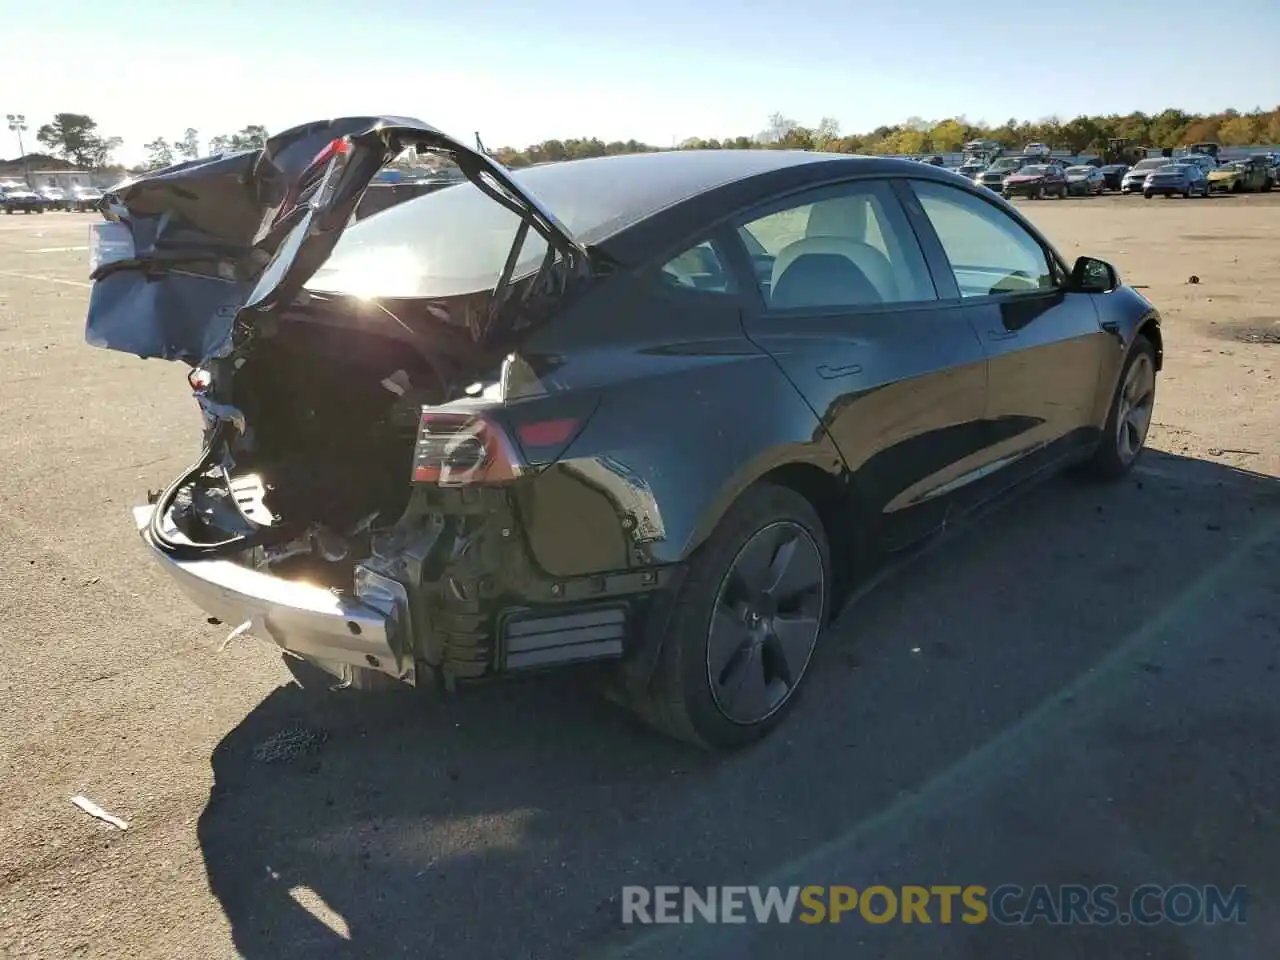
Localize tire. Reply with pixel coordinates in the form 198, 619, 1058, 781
621, 483, 831, 750
1144, 190, 1153, 199
1263, 179, 1273, 193
1086, 336, 1158, 481
1232, 181, 1242, 193
1035, 185, 1046, 200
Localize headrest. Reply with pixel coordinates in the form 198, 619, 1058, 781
806, 196, 868, 238
771, 253, 882, 309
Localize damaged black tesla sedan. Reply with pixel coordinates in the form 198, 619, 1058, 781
84, 116, 1164, 750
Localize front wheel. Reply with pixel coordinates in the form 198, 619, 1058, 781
1144, 190, 1153, 199
621, 484, 831, 750
1086, 336, 1157, 481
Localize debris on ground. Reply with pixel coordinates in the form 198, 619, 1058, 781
220, 615, 268, 652
70, 795, 129, 830
1188, 275, 1200, 284
251, 726, 330, 763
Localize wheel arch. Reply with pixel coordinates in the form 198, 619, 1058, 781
681, 453, 868, 614
1138, 314, 1164, 371
613, 450, 865, 706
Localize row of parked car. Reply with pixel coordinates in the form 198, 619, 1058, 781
0, 183, 105, 214
949, 149, 1279, 201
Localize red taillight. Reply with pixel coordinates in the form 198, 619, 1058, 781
188, 367, 213, 394
516, 418, 579, 448
274, 138, 354, 225
412, 412, 523, 486
412, 411, 584, 485
310, 136, 351, 169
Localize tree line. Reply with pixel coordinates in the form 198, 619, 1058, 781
490, 107, 1280, 167
19, 106, 1280, 174
19, 113, 269, 173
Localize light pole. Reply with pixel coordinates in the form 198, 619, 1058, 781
6, 114, 30, 187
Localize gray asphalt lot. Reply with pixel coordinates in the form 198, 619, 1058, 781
1, 196, 1278, 959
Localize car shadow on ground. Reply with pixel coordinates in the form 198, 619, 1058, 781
197, 450, 1280, 960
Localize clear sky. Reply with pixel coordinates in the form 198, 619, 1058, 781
5, 0, 1279, 164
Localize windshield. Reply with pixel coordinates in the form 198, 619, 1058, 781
1133, 159, 1170, 171
1018, 165, 1053, 176
988, 159, 1021, 172
1221, 162, 1246, 172
1065, 166, 1093, 175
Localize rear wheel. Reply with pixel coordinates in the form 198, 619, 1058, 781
623, 484, 830, 750
1086, 336, 1157, 481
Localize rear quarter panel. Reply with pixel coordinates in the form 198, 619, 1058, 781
509, 272, 843, 578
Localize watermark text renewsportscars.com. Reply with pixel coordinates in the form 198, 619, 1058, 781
621, 884, 1248, 926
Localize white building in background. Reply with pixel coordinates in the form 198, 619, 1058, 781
26, 168, 100, 190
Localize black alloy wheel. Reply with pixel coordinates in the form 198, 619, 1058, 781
619, 484, 831, 750
705, 520, 825, 726
1087, 336, 1157, 480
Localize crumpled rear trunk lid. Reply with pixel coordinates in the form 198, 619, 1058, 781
83, 115, 586, 366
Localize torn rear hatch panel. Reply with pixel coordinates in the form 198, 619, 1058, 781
84, 115, 588, 365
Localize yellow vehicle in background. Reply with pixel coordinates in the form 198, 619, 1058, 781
1208, 157, 1272, 193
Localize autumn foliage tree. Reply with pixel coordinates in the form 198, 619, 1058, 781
487, 105, 1280, 166
115, 103, 1280, 174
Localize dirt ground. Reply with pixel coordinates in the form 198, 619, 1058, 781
0, 193, 1278, 960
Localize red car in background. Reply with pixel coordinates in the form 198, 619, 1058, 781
1002, 163, 1068, 199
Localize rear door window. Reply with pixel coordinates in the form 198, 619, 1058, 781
736, 180, 937, 309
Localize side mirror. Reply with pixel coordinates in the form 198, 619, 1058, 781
1071, 256, 1118, 293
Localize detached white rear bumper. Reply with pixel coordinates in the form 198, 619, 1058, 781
132, 505, 414, 683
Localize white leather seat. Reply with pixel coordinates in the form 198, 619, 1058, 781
770, 196, 901, 302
